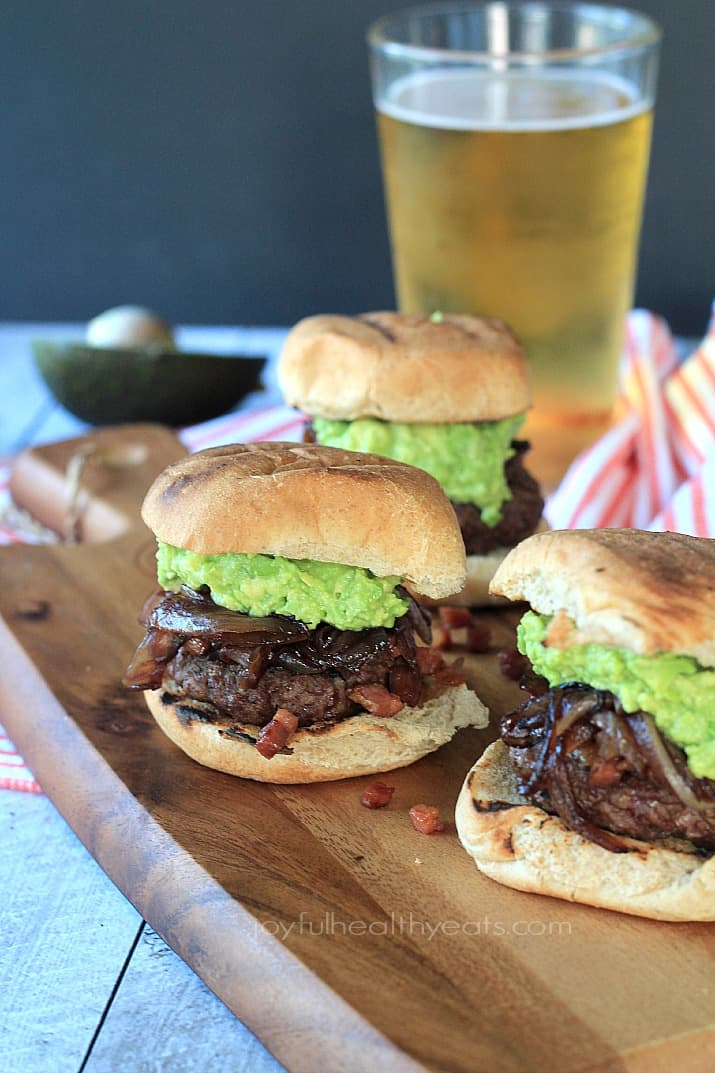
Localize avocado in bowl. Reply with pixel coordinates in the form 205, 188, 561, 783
32, 306, 266, 426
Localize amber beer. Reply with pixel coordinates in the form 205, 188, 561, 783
376, 69, 653, 486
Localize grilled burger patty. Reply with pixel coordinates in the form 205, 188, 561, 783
452, 442, 544, 554
124, 585, 431, 727
502, 683, 715, 852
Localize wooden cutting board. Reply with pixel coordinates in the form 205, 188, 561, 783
1, 424, 714, 1073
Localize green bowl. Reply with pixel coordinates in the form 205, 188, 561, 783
32, 341, 266, 426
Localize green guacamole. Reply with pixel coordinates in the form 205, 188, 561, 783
156, 542, 409, 631
518, 611, 715, 780
312, 415, 524, 526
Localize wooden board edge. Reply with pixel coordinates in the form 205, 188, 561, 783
621, 1028, 715, 1073
0, 614, 428, 1073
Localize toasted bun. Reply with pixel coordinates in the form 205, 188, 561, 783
278, 312, 531, 423
490, 528, 715, 665
456, 741, 715, 921
146, 684, 488, 784
142, 441, 466, 599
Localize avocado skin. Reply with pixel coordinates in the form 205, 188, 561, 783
32, 341, 265, 425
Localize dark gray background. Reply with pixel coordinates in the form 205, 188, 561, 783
2, 1, 712, 333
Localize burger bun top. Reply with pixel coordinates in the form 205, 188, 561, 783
142, 440, 467, 599
490, 527, 715, 665
278, 311, 531, 423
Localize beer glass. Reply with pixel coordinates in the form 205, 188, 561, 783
368, 3, 661, 486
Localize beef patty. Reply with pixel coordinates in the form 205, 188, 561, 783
501, 683, 715, 852
453, 441, 543, 554
124, 586, 429, 728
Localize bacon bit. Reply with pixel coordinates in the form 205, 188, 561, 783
498, 647, 528, 681
416, 646, 446, 674
255, 708, 299, 759
589, 758, 627, 789
434, 662, 467, 687
349, 683, 404, 717
409, 804, 445, 835
435, 608, 491, 653
438, 606, 473, 629
544, 609, 576, 648
361, 781, 396, 809
465, 622, 491, 653
424, 662, 468, 699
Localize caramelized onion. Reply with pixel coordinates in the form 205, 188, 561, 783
627, 713, 715, 815
145, 587, 309, 647
555, 693, 602, 736
124, 586, 431, 720
501, 683, 715, 852
400, 588, 431, 645
123, 628, 181, 690
549, 757, 635, 853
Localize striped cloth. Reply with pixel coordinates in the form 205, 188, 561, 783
2, 303, 714, 792
179, 402, 304, 453
0, 461, 44, 788
0, 461, 14, 543
547, 300, 715, 533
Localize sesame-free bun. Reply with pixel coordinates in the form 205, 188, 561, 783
489, 528, 715, 666
278, 312, 531, 423
146, 683, 488, 784
455, 741, 715, 921
142, 441, 467, 599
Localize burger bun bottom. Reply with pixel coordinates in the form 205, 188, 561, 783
456, 740, 715, 921
146, 683, 487, 784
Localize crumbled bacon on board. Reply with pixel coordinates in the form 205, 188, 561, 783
349, 683, 404, 717
361, 781, 396, 809
438, 606, 473, 629
497, 647, 528, 681
255, 708, 299, 759
409, 804, 445, 835
435, 606, 492, 653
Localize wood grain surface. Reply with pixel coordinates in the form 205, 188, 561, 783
1, 424, 714, 1073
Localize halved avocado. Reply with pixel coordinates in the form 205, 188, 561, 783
32, 341, 266, 426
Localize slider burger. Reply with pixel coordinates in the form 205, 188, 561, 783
456, 528, 715, 920
277, 312, 544, 605
124, 441, 488, 782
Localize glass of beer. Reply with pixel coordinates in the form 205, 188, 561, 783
368, 3, 661, 487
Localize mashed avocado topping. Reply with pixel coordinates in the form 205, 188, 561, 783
518, 611, 715, 780
312, 415, 524, 526
156, 542, 409, 631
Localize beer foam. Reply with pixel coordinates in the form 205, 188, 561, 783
379, 69, 648, 132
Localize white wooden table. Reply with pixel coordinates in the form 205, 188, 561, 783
0, 323, 290, 1073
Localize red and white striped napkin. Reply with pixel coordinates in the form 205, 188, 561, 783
2, 303, 714, 792
179, 402, 304, 453
547, 300, 715, 533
